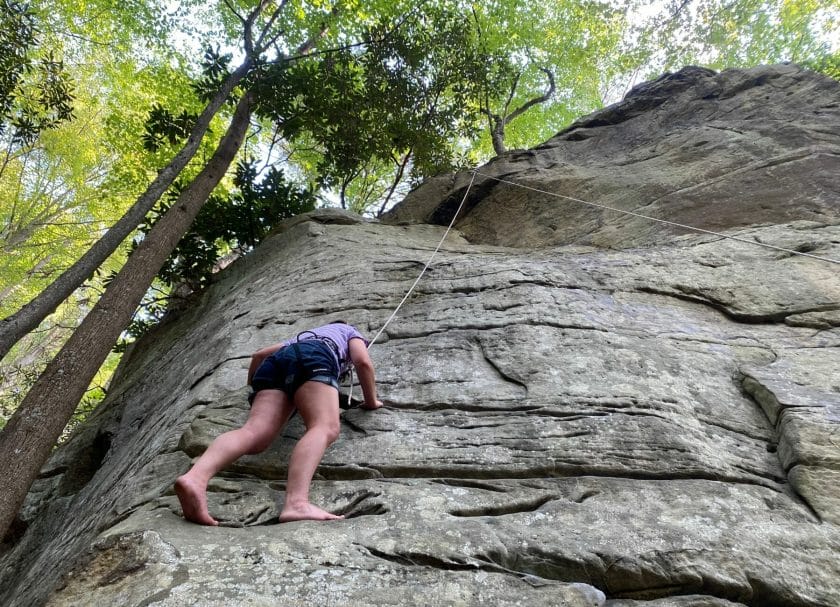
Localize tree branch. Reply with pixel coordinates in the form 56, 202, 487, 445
502, 71, 521, 116
503, 67, 555, 126
243, 0, 272, 56
377, 150, 412, 216
222, 0, 246, 25
255, 0, 290, 49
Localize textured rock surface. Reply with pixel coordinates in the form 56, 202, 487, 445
385, 64, 839, 250
2, 64, 839, 607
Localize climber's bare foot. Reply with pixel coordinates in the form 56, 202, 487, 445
175, 475, 218, 526
279, 501, 345, 523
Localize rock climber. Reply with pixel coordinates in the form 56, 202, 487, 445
175, 321, 383, 525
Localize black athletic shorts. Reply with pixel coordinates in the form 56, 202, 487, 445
250, 340, 340, 403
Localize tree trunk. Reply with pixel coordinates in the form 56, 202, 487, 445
490, 120, 507, 156
0, 58, 253, 362
484, 68, 555, 158
0, 91, 253, 542
377, 150, 412, 217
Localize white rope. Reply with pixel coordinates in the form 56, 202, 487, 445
347, 167, 838, 406
347, 171, 478, 405
368, 171, 479, 347
472, 170, 840, 265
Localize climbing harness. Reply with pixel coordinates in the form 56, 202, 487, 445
292, 330, 366, 409
295, 330, 341, 362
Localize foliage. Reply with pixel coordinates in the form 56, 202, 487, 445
359, 9, 486, 178
466, 0, 628, 156
192, 46, 237, 105
628, 0, 840, 78
136, 159, 315, 295
0, 0, 74, 149
252, 7, 489, 213
806, 48, 840, 79
142, 104, 198, 152
0, 0, 203, 428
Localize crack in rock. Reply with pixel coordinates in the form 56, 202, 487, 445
449, 494, 558, 517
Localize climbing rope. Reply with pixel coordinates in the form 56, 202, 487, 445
368, 171, 479, 347
346, 172, 478, 405
347, 167, 838, 405
471, 170, 840, 265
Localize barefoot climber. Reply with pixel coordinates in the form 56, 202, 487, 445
175, 321, 383, 525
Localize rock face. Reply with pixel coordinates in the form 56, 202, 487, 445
2, 64, 839, 607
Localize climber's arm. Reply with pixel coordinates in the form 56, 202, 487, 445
247, 343, 284, 385
349, 338, 382, 409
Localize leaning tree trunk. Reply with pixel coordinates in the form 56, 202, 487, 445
0, 92, 253, 541
0, 58, 253, 362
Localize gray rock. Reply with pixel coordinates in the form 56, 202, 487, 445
2, 64, 839, 607
385, 64, 840, 251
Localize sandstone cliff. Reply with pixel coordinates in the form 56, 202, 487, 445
1, 64, 839, 607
